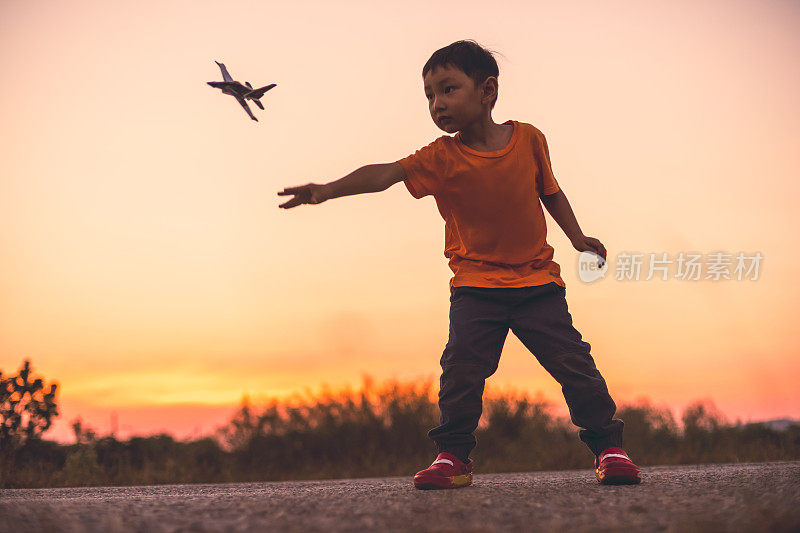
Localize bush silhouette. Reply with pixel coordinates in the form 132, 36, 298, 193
1, 373, 798, 489
217, 377, 439, 480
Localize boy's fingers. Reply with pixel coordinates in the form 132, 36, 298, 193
279, 186, 308, 193
280, 197, 305, 209
584, 237, 606, 260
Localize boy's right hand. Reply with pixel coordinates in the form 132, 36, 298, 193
277, 183, 329, 209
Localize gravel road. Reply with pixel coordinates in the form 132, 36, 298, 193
1, 461, 798, 532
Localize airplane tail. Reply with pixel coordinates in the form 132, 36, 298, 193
245, 83, 276, 100
246, 81, 263, 108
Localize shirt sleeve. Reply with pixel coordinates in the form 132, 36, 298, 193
397, 138, 445, 199
536, 131, 561, 197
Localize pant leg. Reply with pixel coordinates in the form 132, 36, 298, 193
509, 282, 624, 456
428, 286, 511, 462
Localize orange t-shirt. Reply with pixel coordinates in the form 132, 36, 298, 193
398, 120, 566, 289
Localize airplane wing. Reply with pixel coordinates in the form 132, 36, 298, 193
244, 83, 277, 100
216, 61, 234, 82
235, 96, 258, 121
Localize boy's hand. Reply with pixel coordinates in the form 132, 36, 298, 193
571, 235, 607, 262
277, 183, 330, 209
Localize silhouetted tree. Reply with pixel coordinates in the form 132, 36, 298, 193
0, 359, 59, 450
682, 399, 727, 432
71, 417, 98, 445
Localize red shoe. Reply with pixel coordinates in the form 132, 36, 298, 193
595, 447, 641, 485
413, 452, 473, 490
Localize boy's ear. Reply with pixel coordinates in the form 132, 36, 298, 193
481, 76, 499, 106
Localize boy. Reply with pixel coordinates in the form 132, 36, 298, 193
277, 40, 641, 488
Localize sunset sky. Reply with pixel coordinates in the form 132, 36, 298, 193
1, 0, 798, 444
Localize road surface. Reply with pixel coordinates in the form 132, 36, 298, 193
1, 461, 798, 532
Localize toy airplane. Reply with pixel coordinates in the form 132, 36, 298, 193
207, 61, 276, 121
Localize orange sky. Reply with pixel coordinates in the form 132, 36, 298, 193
1, 0, 798, 444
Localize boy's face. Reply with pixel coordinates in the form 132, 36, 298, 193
423, 64, 492, 133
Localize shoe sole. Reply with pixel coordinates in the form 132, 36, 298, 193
597, 465, 642, 485
414, 472, 473, 490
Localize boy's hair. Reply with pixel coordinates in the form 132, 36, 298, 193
422, 39, 501, 109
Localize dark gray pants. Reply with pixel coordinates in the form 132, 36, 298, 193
429, 281, 624, 461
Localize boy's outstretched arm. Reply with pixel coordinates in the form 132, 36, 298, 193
277, 162, 407, 209
541, 189, 607, 262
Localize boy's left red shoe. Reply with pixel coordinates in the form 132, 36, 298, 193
595, 447, 642, 485
414, 452, 473, 490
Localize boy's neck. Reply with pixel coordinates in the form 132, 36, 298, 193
457, 117, 513, 152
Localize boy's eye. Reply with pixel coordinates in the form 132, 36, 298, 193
444, 86, 456, 93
